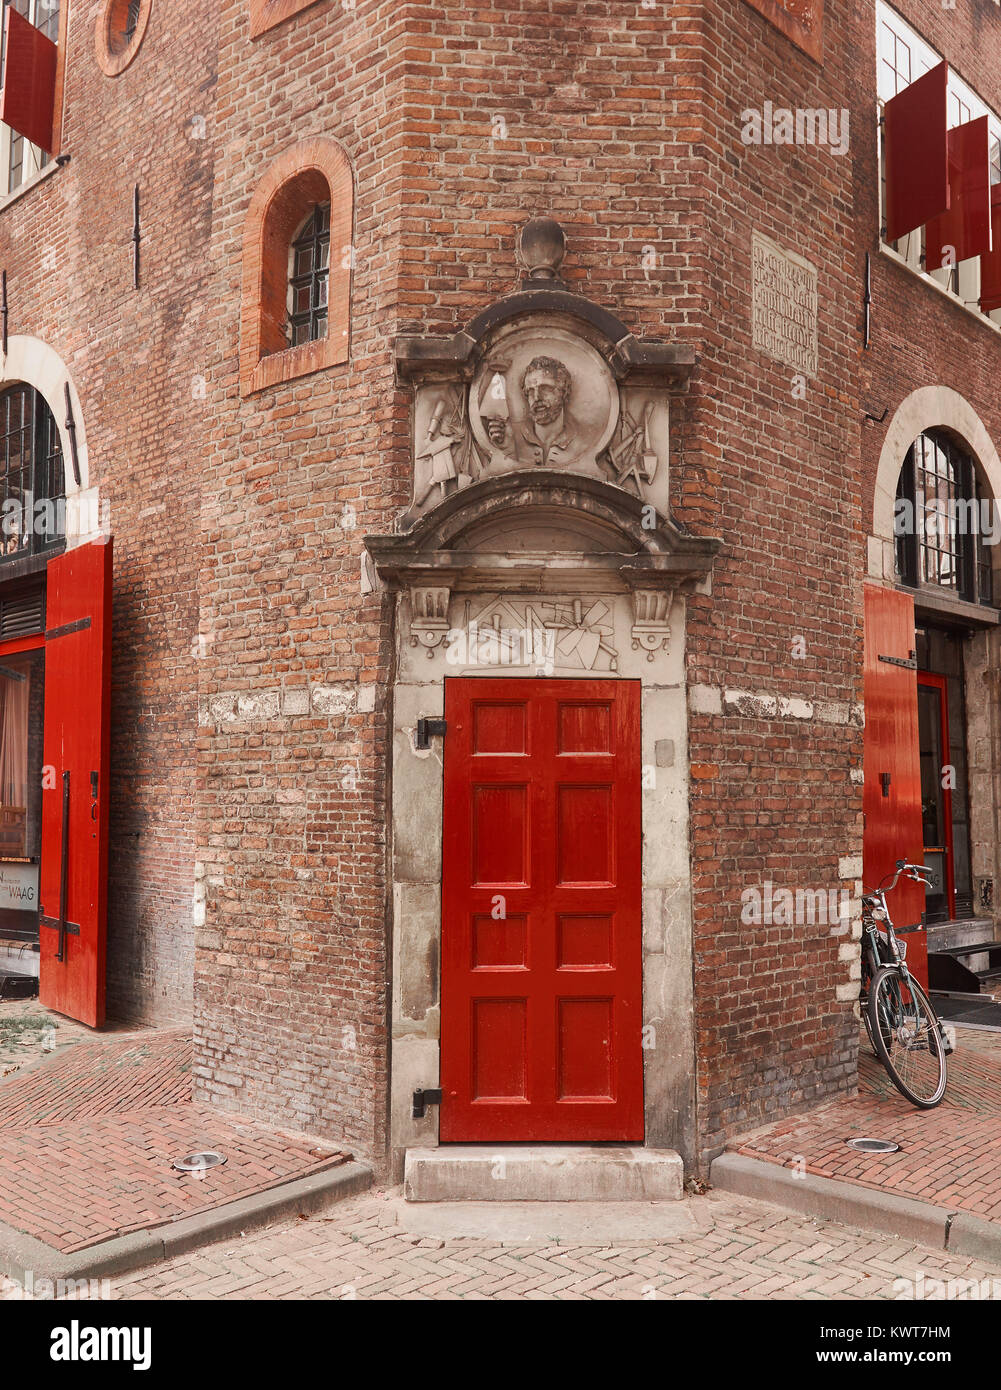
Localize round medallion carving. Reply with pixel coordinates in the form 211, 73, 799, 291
469, 326, 618, 479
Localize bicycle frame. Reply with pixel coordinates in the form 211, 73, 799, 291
860, 860, 931, 992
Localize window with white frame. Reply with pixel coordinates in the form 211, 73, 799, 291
876, 1, 1001, 324
0, 0, 60, 200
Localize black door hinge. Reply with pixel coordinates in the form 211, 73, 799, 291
878, 651, 917, 670
415, 717, 446, 750
412, 1087, 443, 1118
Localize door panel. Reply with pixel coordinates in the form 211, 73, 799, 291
440, 677, 643, 1142
39, 538, 113, 1027
862, 585, 927, 987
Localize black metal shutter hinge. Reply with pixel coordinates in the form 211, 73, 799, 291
412, 1088, 443, 1118
415, 717, 446, 750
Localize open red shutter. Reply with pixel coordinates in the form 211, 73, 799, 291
884, 61, 950, 243
39, 539, 113, 1028
926, 117, 993, 272
980, 185, 1001, 313
0, 5, 58, 154
863, 586, 928, 989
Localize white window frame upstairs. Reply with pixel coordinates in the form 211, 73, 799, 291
0, 0, 60, 200
877, 0, 1001, 327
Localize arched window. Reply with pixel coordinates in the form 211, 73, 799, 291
240, 138, 352, 396
0, 385, 65, 561
895, 431, 993, 606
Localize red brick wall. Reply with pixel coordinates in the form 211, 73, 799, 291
192, 1, 409, 1160
680, 0, 862, 1166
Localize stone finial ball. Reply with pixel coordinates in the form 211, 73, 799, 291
517, 218, 567, 280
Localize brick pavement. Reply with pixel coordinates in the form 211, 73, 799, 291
0, 1000, 96, 1077
0, 1031, 192, 1126
0, 1001, 349, 1253
105, 1187, 1001, 1301
728, 1027, 1001, 1223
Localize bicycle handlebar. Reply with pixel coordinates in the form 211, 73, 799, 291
897, 860, 934, 886
866, 861, 934, 897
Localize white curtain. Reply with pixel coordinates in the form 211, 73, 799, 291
0, 671, 29, 810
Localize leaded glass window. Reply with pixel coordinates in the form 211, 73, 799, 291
286, 204, 330, 347
0, 386, 65, 561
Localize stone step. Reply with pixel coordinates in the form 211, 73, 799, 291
404, 1146, 684, 1203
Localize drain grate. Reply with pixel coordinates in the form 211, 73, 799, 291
845, 1137, 900, 1154
172, 1150, 227, 1173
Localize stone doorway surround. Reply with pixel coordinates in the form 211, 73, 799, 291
868, 385, 1001, 941
365, 220, 720, 1179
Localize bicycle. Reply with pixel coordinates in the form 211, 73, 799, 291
859, 859, 949, 1108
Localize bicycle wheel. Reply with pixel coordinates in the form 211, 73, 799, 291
867, 966, 947, 1108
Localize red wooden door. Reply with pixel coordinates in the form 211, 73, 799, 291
440, 677, 644, 1142
863, 585, 928, 987
39, 538, 113, 1027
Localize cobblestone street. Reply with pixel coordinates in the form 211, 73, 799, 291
109, 1187, 1001, 1301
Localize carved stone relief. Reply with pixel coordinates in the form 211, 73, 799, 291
468, 327, 618, 479
409, 320, 672, 520
399, 586, 691, 685
446, 595, 619, 674
631, 588, 675, 660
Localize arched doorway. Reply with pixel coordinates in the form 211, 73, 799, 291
867, 391, 1001, 1006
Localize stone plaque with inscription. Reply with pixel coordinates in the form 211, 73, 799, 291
751, 230, 818, 377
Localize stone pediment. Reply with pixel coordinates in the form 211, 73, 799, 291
365, 469, 718, 595
366, 219, 719, 615
396, 309, 692, 528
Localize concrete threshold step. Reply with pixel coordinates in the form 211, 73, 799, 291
394, 1197, 706, 1244
404, 1146, 683, 1203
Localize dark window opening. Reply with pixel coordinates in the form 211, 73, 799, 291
287, 203, 330, 347
106, 0, 143, 56
0, 385, 65, 563
123, 0, 143, 42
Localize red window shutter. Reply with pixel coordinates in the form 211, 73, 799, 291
0, 6, 58, 154
925, 117, 993, 272
39, 539, 113, 1029
979, 185, 1001, 313
884, 61, 950, 243
863, 586, 928, 991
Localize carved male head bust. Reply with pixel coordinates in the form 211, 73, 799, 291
520, 355, 572, 428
